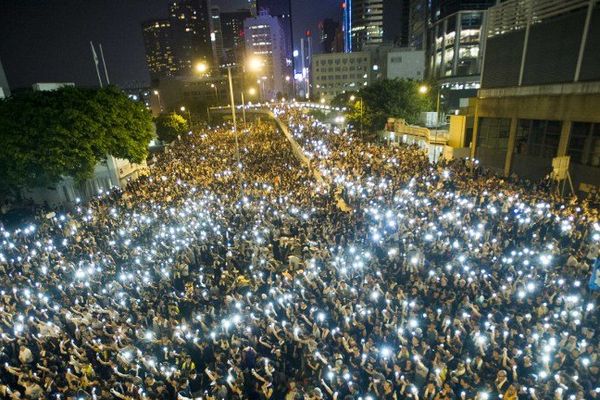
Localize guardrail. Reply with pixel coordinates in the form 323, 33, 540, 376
385, 118, 449, 145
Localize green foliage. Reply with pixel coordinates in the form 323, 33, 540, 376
330, 91, 358, 109
337, 80, 432, 134
0, 86, 154, 192
155, 113, 189, 143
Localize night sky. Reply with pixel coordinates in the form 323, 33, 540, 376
0, 0, 340, 90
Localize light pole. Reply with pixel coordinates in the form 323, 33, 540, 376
226, 65, 240, 166
240, 90, 247, 126
225, 57, 264, 166
419, 84, 442, 161
350, 94, 363, 139
153, 90, 162, 113
180, 106, 192, 130
210, 83, 219, 102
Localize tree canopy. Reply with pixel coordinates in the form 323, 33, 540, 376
0, 86, 154, 192
155, 112, 189, 143
334, 79, 432, 134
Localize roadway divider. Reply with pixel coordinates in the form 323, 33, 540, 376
217, 107, 351, 212
261, 110, 352, 212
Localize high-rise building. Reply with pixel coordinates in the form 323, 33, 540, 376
0, 56, 10, 98
426, 0, 496, 110
221, 10, 251, 64
341, 1, 352, 52
244, 10, 289, 99
142, 19, 178, 82
255, 0, 293, 71
408, 0, 428, 50
210, 6, 225, 66
382, 0, 408, 47
350, 0, 384, 50
397, 0, 411, 47
168, 0, 213, 74
342, 0, 409, 51
319, 19, 339, 53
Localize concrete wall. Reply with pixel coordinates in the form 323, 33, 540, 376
470, 90, 600, 191
21, 157, 148, 207
386, 49, 425, 80
482, 3, 600, 88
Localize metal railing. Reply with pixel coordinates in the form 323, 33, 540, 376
487, 0, 594, 38
385, 118, 449, 144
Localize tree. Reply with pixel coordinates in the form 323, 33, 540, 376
155, 112, 189, 143
0, 86, 154, 193
338, 79, 431, 135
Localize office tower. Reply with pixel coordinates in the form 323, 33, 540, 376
210, 6, 225, 66
351, 0, 384, 50
255, 0, 293, 71
398, 0, 410, 47
142, 19, 178, 82
408, 0, 428, 50
426, 0, 496, 110
244, 10, 288, 99
343, 0, 407, 51
168, 0, 213, 74
298, 30, 314, 99
342, 1, 352, 52
382, 0, 407, 46
319, 19, 339, 53
221, 10, 252, 64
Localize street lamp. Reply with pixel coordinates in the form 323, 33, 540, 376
226, 56, 265, 172
210, 83, 218, 101
247, 56, 264, 72
195, 62, 209, 74
419, 84, 442, 161
248, 87, 257, 96
153, 90, 162, 112
180, 106, 192, 130
349, 94, 364, 139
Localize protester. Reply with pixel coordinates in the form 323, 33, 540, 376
0, 107, 598, 400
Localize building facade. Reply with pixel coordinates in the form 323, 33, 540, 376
467, 0, 600, 192
244, 11, 288, 99
255, 0, 293, 71
350, 0, 385, 50
319, 19, 340, 53
312, 51, 372, 100
221, 10, 251, 64
168, 0, 213, 74
408, 0, 428, 50
142, 19, 178, 82
386, 48, 425, 80
210, 6, 225, 66
427, 0, 496, 110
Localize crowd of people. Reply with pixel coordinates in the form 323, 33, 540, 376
0, 106, 598, 400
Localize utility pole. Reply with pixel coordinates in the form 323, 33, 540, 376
227, 66, 240, 166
